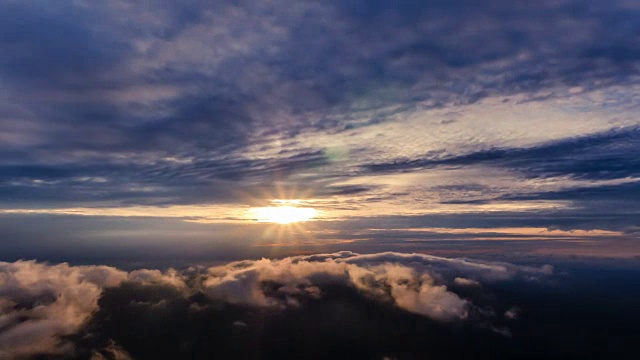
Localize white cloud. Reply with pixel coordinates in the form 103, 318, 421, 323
0, 252, 551, 357
0, 261, 126, 358
0, 260, 184, 359
202, 251, 552, 321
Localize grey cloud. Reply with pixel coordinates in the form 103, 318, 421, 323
359, 126, 640, 221
504, 306, 520, 320
365, 126, 640, 180
0, 1, 129, 87
2, 0, 640, 209
0, 149, 329, 207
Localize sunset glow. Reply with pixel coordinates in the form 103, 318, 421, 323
251, 206, 317, 224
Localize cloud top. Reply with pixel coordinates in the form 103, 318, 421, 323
0, 252, 551, 358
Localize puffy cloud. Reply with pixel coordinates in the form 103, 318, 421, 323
0, 261, 126, 358
201, 251, 551, 321
0, 252, 552, 357
504, 306, 520, 320
90, 340, 133, 360
128, 268, 186, 290
0, 260, 183, 359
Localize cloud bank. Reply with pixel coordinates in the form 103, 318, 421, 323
0, 252, 551, 358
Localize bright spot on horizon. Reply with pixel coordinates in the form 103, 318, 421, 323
251, 206, 317, 224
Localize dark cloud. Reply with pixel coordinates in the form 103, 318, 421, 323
317, 185, 375, 196
0, 2, 129, 87
0, 0, 639, 269
366, 126, 640, 180
0, 149, 329, 208
2, 0, 639, 194
361, 126, 640, 226
504, 182, 640, 202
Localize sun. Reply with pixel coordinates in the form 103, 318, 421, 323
252, 206, 317, 224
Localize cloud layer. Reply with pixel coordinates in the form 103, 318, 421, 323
0, 252, 552, 358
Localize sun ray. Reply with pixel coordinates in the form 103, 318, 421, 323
251, 205, 317, 224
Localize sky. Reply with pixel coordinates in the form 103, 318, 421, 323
1, 0, 639, 263
1, 1, 640, 358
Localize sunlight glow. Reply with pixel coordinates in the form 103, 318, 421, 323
252, 206, 317, 224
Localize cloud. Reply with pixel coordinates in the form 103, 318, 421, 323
90, 340, 133, 360
0, 260, 183, 359
504, 306, 520, 320
364, 126, 640, 181
0, 251, 555, 357
202, 254, 473, 320
0, 261, 124, 358
1, 0, 639, 212
200, 250, 534, 348
455, 277, 480, 286
0, 1, 638, 252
